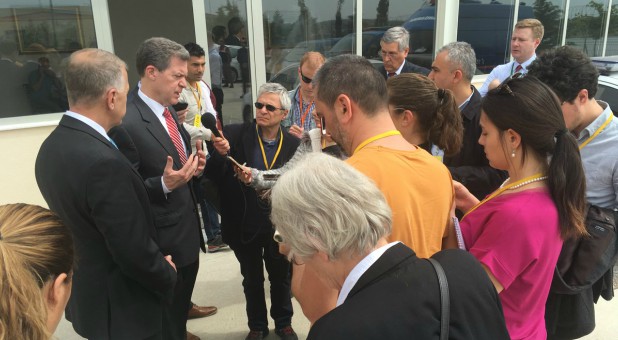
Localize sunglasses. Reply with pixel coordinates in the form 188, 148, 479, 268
494, 72, 526, 96
300, 71, 312, 84
255, 102, 285, 112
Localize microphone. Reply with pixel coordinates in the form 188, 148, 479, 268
201, 113, 221, 138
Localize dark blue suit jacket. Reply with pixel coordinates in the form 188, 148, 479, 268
36, 115, 176, 339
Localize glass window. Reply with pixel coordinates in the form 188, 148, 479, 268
519, 0, 567, 54
362, 0, 432, 68
262, 0, 355, 86
204, 0, 251, 125
606, 4, 618, 55
457, 1, 516, 74
0, 0, 97, 118
565, 0, 610, 56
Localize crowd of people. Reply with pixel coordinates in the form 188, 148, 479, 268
1, 16, 617, 340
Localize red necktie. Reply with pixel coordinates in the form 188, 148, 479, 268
514, 64, 523, 73
388, 72, 396, 78
163, 108, 187, 164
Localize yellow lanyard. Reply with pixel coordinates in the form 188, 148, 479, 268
462, 173, 545, 221
353, 130, 402, 155
579, 114, 613, 150
191, 83, 202, 127
256, 125, 283, 170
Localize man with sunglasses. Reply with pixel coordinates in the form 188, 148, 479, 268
377, 26, 429, 80
205, 82, 300, 340
281, 51, 325, 139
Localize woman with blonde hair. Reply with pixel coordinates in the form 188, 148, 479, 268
387, 73, 463, 161
0, 203, 74, 339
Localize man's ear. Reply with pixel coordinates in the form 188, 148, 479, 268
336, 94, 353, 124
576, 89, 589, 106
145, 65, 157, 80
106, 88, 118, 111
452, 69, 463, 83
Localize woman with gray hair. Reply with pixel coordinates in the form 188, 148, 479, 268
270, 153, 510, 339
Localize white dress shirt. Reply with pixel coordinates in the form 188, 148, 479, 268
478, 54, 536, 96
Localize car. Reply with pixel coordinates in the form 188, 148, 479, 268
241, 59, 386, 123
280, 38, 341, 69
326, 30, 385, 59
473, 74, 618, 116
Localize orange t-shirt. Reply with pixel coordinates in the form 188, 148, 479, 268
347, 146, 453, 258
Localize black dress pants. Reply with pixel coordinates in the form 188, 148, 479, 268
162, 259, 199, 339
231, 232, 293, 332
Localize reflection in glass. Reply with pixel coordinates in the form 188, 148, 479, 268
205, 0, 250, 125
362, 0, 431, 68
455, 1, 517, 74
566, 0, 609, 56
0, 1, 96, 118
601, 3, 618, 55
262, 0, 355, 84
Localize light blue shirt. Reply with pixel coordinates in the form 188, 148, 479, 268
478, 54, 536, 97
336, 242, 399, 307
282, 87, 317, 131
209, 45, 223, 88
577, 101, 618, 209
64, 111, 116, 148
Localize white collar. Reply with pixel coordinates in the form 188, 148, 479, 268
336, 241, 399, 306
138, 88, 167, 118
64, 111, 113, 144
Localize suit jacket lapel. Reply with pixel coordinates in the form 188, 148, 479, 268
60, 115, 143, 178
347, 243, 415, 299
131, 94, 183, 169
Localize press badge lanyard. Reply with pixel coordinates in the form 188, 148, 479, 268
462, 173, 545, 220
256, 125, 283, 170
579, 114, 613, 150
353, 130, 401, 155
191, 82, 202, 127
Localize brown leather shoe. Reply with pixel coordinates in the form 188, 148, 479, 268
186, 331, 201, 340
188, 303, 218, 319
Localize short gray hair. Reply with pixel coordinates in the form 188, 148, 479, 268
136, 37, 189, 77
438, 41, 476, 82
270, 153, 392, 261
64, 48, 127, 105
257, 82, 291, 110
381, 26, 409, 51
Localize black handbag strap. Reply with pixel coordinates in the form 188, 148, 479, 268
427, 258, 450, 340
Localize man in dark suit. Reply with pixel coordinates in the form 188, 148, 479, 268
35, 48, 177, 339
429, 41, 507, 200
378, 26, 429, 79
269, 153, 510, 340
207, 83, 299, 340
111, 37, 206, 340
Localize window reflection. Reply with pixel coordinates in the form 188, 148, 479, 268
262, 0, 355, 86
0, 1, 96, 118
204, 0, 250, 124
605, 4, 618, 55
566, 0, 609, 56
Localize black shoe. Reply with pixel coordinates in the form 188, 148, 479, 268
245, 330, 268, 340
275, 326, 298, 340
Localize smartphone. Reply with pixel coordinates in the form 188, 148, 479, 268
172, 102, 188, 112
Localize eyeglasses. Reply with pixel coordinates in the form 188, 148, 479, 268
494, 72, 526, 96
255, 102, 285, 112
300, 71, 312, 84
